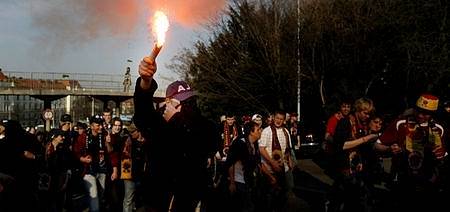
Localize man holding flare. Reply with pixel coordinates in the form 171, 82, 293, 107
132, 11, 219, 212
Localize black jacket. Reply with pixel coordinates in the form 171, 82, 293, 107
133, 78, 219, 193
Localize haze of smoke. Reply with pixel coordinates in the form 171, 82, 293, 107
144, 0, 227, 27
30, 0, 226, 62
29, 0, 227, 68
31, 0, 139, 48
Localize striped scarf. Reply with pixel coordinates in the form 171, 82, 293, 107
223, 123, 238, 147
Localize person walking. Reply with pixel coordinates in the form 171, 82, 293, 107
258, 110, 297, 212
73, 115, 116, 212
120, 123, 149, 212
43, 129, 71, 212
226, 121, 264, 212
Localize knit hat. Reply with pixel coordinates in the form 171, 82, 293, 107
49, 129, 65, 139
76, 122, 87, 129
166, 81, 194, 102
90, 114, 104, 124
60, 114, 72, 122
416, 94, 439, 112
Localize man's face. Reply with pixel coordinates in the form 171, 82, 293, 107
250, 125, 262, 141
77, 127, 85, 135
356, 109, 371, 123
254, 118, 263, 126
290, 115, 298, 122
340, 103, 351, 116
165, 98, 181, 108
90, 123, 102, 134
445, 106, 450, 113
226, 117, 235, 126
273, 113, 286, 128
369, 117, 383, 133
0, 125, 5, 135
61, 122, 71, 131
112, 120, 122, 134
130, 129, 140, 139
415, 110, 432, 124
54, 135, 64, 144
103, 112, 112, 123
266, 115, 273, 125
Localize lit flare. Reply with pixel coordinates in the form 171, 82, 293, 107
150, 11, 169, 60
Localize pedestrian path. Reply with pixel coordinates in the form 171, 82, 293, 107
297, 159, 334, 186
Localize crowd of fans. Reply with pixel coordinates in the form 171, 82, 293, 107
1, 20, 450, 210
1, 90, 449, 212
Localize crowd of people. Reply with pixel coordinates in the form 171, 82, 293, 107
0, 109, 138, 212
1, 54, 449, 212
321, 95, 450, 211
0, 56, 301, 212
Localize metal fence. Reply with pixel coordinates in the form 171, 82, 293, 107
1, 71, 138, 92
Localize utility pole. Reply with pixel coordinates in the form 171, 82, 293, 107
297, 0, 302, 118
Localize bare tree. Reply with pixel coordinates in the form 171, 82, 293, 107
170, 0, 449, 119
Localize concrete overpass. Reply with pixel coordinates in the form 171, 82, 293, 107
0, 71, 166, 109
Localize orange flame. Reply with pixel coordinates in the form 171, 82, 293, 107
152, 11, 170, 47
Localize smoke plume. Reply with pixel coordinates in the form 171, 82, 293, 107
31, 0, 227, 47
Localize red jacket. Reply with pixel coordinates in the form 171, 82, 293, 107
72, 131, 118, 175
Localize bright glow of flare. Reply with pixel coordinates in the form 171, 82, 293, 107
152, 11, 169, 47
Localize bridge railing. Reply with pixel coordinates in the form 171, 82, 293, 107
0, 71, 138, 92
